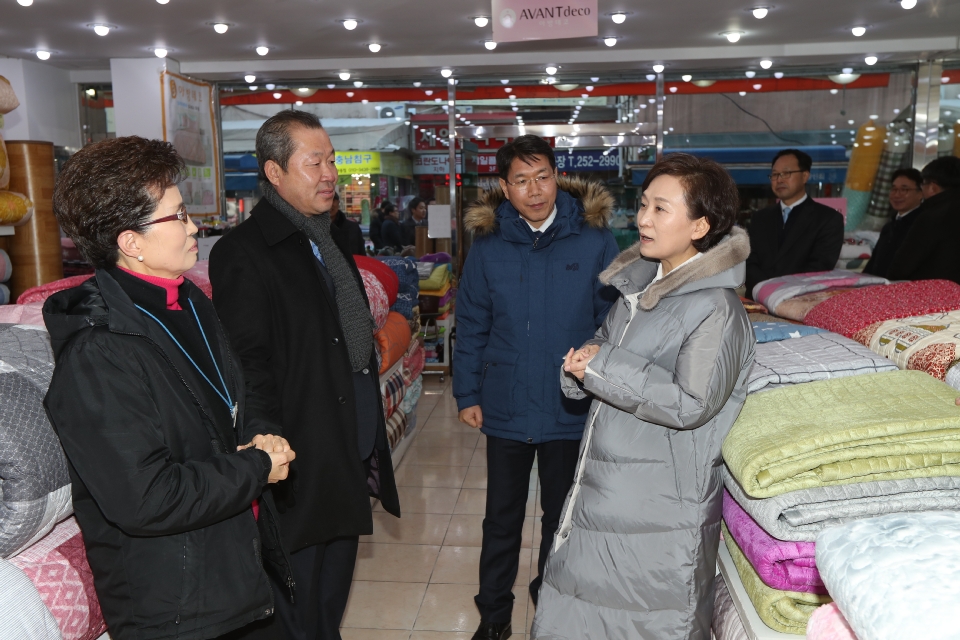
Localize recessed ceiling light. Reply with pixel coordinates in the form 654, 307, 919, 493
153, 48, 167, 58
265, 83, 275, 90
669, 86, 678, 93
353, 80, 363, 88
85, 88, 96, 97
484, 40, 497, 50
586, 85, 595, 91
682, 75, 692, 82
848, 119, 855, 124
581, 93, 588, 98
327, 83, 335, 89
474, 16, 489, 27
723, 31, 743, 43
512, 106, 519, 111
752, 6, 769, 19
339, 71, 351, 80
753, 83, 762, 90
648, 98, 656, 103
842, 67, 854, 74
545, 65, 558, 75
17, 0, 34, 5
362, 99, 368, 104
256, 46, 269, 56
579, 100, 585, 105
368, 43, 381, 53
273, 92, 282, 99
830, 124, 836, 129
440, 68, 453, 78
870, 114, 879, 119
346, 91, 354, 97
611, 12, 627, 24
901, 0, 917, 7
434, 98, 442, 103
831, 88, 839, 94
244, 74, 256, 83
851, 26, 866, 37
296, 100, 303, 106
413, 81, 422, 87
739, 91, 747, 96
603, 37, 617, 47
745, 70, 756, 78
774, 72, 784, 79
213, 23, 229, 34
505, 87, 512, 93
156, 0, 168, 4
341, 19, 359, 30
760, 59, 773, 69
248, 85, 257, 90
35, 49, 50, 60
646, 74, 656, 81
425, 90, 433, 95
652, 64, 665, 73
90, 24, 113, 36
865, 55, 878, 65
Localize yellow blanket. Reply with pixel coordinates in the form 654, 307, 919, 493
722, 370, 960, 498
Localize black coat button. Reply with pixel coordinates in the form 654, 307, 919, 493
339, 396, 347, 404
332, 338, 340, 345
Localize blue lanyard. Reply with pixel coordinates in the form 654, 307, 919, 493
134, 299, 237, 423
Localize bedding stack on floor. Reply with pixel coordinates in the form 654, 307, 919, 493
376, 256, 421, 335
718, 370, 960, 636
418, 254, 455, 366
0, 323, 108, 638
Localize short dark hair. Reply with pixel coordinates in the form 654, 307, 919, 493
891, 168, 923, 189
53, 136, 184, 269
921, 156, 960, 190
255, 109, 324, 181
408, 197, 425, 211
496, 134, 556, 180
772, 149, 812, 173
641, 153, 739, 252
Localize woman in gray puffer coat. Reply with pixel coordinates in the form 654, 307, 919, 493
531, 154, 755, 640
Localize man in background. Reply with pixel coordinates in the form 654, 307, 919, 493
401, 197, 428, 246
331, 192, 366, 256
863, 168, 924, 277
745, 148, 844, 296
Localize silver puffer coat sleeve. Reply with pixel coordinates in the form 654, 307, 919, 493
559, 319, 611, 400
582, 303, 749, 430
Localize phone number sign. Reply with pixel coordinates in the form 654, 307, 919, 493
555, 150, 621, 172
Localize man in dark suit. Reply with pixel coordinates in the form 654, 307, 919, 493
210, 110, 400, 640
330, 192, 366, 256
745, 148, 844, 296
888, 156, 960, 284
863, 168, 924, 277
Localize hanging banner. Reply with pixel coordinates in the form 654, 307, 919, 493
492, 0, 598, 43
160, 72, 221, 217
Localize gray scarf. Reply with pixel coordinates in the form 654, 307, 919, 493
261, 181, 374, 372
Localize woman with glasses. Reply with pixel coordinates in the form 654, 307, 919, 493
43, 136, 295, 640
863, 168, 923, 277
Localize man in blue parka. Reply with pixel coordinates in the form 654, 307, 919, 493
454, 135, 620, 640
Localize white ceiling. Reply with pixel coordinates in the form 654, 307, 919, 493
2, 0, 959, 83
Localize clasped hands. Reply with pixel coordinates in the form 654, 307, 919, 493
563, 344, 600, 381
237, 434, 296, 484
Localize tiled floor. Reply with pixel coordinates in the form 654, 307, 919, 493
341, 376, 543, 640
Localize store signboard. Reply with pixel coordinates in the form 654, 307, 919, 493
492, 0, 598, 43
335, 151, 381, 175
414, 154, 498, 175
555, 149, 621, 172
161, 72, 221, 217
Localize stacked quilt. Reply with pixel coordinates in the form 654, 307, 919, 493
751, 271, 887, 321
853, 310, 960, 382
376, 256, 420, 322
712, 575, 749, 640
360, 269, 390, 331
806, 603, 857, 640
378, 332, 426, 453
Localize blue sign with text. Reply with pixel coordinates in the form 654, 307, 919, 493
555, 149, 621, 172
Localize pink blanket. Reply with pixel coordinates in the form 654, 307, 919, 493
804, 280, 960, 338
0, 301, 45, 325
723, 490, 826, 594
752, 270, 887, 313
17, 275, 93, 304
806, 603, 857, 640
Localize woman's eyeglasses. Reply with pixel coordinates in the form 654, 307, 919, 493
144, 203, 189, 226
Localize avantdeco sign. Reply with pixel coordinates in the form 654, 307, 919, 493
492, 0, 598, 43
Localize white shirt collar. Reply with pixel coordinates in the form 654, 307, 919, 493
525, 205, 558, 233
780, 193, 808, 213
652, 251, 703, 285
895, 206, 919, 220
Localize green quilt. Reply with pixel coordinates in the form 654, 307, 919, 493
723, 370, 960, 499
722, 521, 831, 634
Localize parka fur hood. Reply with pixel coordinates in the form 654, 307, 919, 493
464, 175, 614, 236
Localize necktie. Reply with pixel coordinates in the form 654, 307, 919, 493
782, 206, 792, 224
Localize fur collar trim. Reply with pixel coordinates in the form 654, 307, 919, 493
600, 227, 751, 310
464, 175, 614, 236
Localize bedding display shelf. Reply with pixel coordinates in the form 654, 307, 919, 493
422, 312, 454, 383
379, 356, 403, 387
378, 349, 418, 469
717, 542, 799, 640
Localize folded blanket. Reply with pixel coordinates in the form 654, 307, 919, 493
0, 556, 62, 638
403, 340, 425, 384
722, 466, 960, 542
419, 280, 452, 299
723, 370, 960, 499
375, 312, 413, 374
753, 322, 825, 344
419, 252, 452, 263
399, 375, 423, 415
712, 575, 749, 640
747, 332, 897, 394
381, 369, 406, 420
806, 603, 857, 640
773, 289, 856, 323
752, 271, 887, 314
740, 296, 768, 315
947, 363, 960, 392
722, 521, 831, 635
749, 312, 800, 325
804, 279, 960, 339
419, 264, 450, 291
816, 512, 960, 640
385, 409, 409, 450
375, 256, 420, 291
854, 310, 960, 381
360, 269, 389, 332
16, 275, 93, 305
0, 302, 44, 326
723, 491, 826, 594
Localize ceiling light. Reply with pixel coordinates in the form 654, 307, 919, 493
682, 75, 692, 82
581, 93, 588, 98
425, 90, 433, 95
586, 85, 595, 91
156, 0, 168, 3
760, 59, 773, 69
474, 16, 489, 27
346, 91, 354, 97
752, 7, 769, 19
17, 0, 33, 5
484, 40, 497, 50
603, 37, 617, 47
361, 99, 368, 104
831, 88, 839, 94
870, 114, 879, 119
774, 72, 784, 79
648, 97, 656, 103
248, 85, 257, 90
646, 74, 656, 81
669, 86, 678, 93
753, 83, 762, 90
273, 92, 282, 99
91, 24, 112, 36
611, 12, 627, 24
434, 98, 442, 103
546, 65, 558, 75
745, 71, 756, 78
739, 91, 747, 96
368, 43, 381, 53
865, 55, 878, 66
848, 119, 855, 124
512, 106, 519, 111
851, 26, 866, 37
256, 46, 269, 56
265, 83, 275, 90
723, 31, 743, 43
404, 120, 411, 125
579, 100, 586, 105
640, 104, 648, 108
339, 71, 351, 80
296, 88, 317, 97
830, 124, 836, 129
413, 81, 421, 87
353, 80, 363, 87
842, 67, 854, 74
440, 68, 453, 78
692, 80, 716, 87
327, 84, 335, 89
296, 100, 303, 106
341, 19, 358, 30
901, 0, 917, 7
153, 48, 167, 58
652, 64, 665, 73
213, 23, 229, 34
510, 101, 518, 106
501, 79, 510, 85
85, 88, 96, 97
244, 74, 256, 83
830, 72, 860, 84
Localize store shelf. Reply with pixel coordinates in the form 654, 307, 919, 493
0, 226, 14, 236
716, 542, 799, 640
379, 357, 404, 388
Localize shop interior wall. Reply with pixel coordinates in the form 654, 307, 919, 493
0, 57, 81, 149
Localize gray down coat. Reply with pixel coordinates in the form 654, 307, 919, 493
531, 227, 755, 640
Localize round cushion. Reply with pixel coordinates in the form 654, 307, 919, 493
355, 255, 399, 306
360, 269, 389, 332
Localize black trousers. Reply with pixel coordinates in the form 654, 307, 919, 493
475, 434, 581, 623
270, 537, 360, 640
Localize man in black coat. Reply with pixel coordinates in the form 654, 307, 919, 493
330, 192, 366, 256
888, 156, 960, 284
745, 148, 844, 296
863, 168, 924, 277
401, 197, 428, 246
210, 110, 400, 640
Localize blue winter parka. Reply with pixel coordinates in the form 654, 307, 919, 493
453, 176, 620, 444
